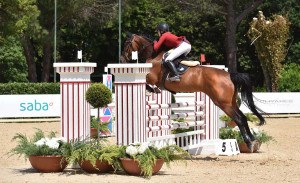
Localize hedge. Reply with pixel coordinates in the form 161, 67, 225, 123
0, 82, 114, 94
0, 83, 60, 94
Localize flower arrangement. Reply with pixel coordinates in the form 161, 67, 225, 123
64, 139, 119, 172
118, 142, 190, 178
219, 126, 273, 144
10, 129, 68, 159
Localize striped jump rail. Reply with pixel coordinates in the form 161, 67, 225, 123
146, 101, 205, 110
147, 111, 205, 122
147, 121, 205, 132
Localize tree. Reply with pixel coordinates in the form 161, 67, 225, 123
0, 36, 28, 82
0, 0, 117, 82
176, 0, 266, 72
248, 12, 290, 92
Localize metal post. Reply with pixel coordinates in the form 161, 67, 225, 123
54, 0, 57, 82
118, 0, 121, 63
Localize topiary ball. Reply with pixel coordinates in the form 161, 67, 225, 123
85, 83, 112, 108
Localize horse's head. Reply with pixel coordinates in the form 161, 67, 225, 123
120, 34, 154, 63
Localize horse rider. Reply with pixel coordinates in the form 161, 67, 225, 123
154, 23, 191, 82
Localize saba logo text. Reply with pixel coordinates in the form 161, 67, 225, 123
20, 100, 54, 111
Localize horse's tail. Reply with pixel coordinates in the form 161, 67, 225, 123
230, 73, 265, 125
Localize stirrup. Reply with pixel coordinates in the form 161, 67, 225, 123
168, 75, 181, 82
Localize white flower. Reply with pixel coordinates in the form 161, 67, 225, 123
46, 139, 60, 149
232, 126, 240, 132
35, 138, 47, 147
252, 128, 262, 138
138, 143, 149, 154
253, 17, 258, 21
126, 145, 138, 156
154, 143, 163, 150
52, 137, 66, 143
266, 21, 270, 24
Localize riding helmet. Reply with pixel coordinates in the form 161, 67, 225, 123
156, 23, 169, 32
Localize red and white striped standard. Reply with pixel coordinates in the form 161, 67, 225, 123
54, 62, 96, 142
107, 63, 152, 146
195, 92, 219, 140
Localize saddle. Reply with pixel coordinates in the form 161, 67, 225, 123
160, 49, 200, 93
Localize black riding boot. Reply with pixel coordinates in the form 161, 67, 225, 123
166, 61, 180, 82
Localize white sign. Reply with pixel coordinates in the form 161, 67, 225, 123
77, 50, 82, 59
216, 139, 240, 156
132, 51, 138, 60
0, 94, 60, 118
239, 92, 300, 113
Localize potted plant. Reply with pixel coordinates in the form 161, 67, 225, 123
64, 139, 119, 173
118, 143, 190, 178
10, 129, 70, 173
220, 113, 260, 127
219, 114, 236, 127
85, 83, 112, 139
219, 127, 273, 153
90, 117, 111, 138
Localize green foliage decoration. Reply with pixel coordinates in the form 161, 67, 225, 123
118, 143, 190, 178
63, 139, 119, 171
219, 127, 273, 143
85, 83, 112, 108
9, 129, 69, 160
248, 12, 291, 91
278, 63, 300, 92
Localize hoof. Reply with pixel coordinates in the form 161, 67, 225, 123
246, 142, 254, 153
253, 140, 261, 151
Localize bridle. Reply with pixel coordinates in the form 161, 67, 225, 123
123, 34, 154, 63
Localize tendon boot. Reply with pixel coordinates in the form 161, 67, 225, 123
166, 61, 180, 82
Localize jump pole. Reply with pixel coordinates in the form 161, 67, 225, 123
53, 62, 96, 142
107, 63, 152, 146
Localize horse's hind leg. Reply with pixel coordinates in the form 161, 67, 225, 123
232, 92, 256, 142
221, 105, 255, 152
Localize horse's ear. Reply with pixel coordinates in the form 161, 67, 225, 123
126, 32, 133, 38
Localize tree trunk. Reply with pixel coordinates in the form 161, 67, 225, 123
21, 36, 37, 82
225, 3, 237, 72
261, 66, 272, 92
41, 42, 52, 82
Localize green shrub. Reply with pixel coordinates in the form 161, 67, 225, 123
219, 127, 273, 143
85, 83, 112, 108
278, 63, 300, 92
0, 82, 60, 94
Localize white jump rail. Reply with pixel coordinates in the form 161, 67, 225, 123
148, 130, 205, 150
146, 101, 205, 110
147, 111, 205, 121
147, 121, 205, 132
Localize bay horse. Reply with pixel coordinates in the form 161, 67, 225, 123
120, 34, 265, 152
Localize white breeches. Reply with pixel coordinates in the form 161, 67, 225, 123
165, 41, 191, 61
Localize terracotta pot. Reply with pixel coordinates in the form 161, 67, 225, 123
238, 141, 262, 153
79, 159, 114, 173
120, 158, 164, 176
90, 128, 98, 138
226, 121, 237, 127
29, 155, 67, 173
